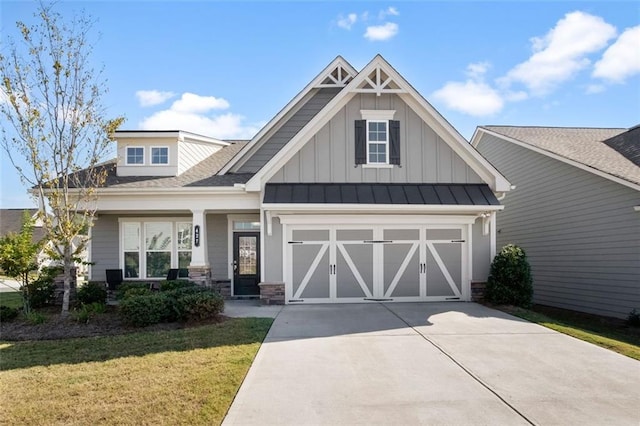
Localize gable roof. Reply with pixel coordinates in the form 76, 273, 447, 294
473, 126, 640, 189
239, 55, 511, 193
0, 208, 46, 242
220, 56, 357, 174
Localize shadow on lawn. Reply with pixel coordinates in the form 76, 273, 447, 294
0, 317, 273, 371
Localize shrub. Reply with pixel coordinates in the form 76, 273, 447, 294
122, 287, 153, 299
72, 302, 106, 324
0, 305, 19, 322
179, 291, 224, 321
159, 279, 196, 292
24, 311, 47, 325
485, 244, 533, 307
628, 309, 640, 327
25, 270, 57, 308
77, 281, 107, 305
119, 294, 168, 327
115, 282, 150, 300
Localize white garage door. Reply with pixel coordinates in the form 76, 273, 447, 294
285, 224, 469, 304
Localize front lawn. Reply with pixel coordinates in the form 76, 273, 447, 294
0, 290, 22, 309
0, 317, 273, 425
499, 305, 640, 360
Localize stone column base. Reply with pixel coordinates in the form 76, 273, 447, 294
471, 281, 486, 302
188, 266, 212, 287
53, 267, 77, 306
258, 282, 285, 305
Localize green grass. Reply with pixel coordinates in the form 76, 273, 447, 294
0, 291, 23, 309
0, 317, 273, 425
502, 306, 640, 360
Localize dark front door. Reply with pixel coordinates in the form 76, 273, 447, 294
233, 232, 260, 296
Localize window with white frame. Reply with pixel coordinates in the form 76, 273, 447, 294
367, 120, 388, 164
151, 147, 169, 165
121, 220, 192, 279
126, 147, 144, 165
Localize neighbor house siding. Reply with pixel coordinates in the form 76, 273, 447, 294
269, 93, 483, 184
90, 215, 119, 281
237, 88, 342, 173
476, 133, 640, 319
207, 214, 228, 280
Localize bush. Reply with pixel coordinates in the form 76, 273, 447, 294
119, 293, 169, 327
628, 309, 640, 327
485, 244, 533, 307
24, 311, 47, 325
25, 270, 57, 308
115, 282, 150, 300
159, 279, 196, 292
122, 287, 153, 299
0, 305, 19, 322
179, 292, 224, 321
77, 281, 107, 305
72, 302, 106, 324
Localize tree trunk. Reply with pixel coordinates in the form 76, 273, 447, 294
61, 245, 72, 315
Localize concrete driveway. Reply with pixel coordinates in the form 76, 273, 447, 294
223, 302, 639, 425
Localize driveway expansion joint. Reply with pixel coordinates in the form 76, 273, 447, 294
380, 302, 537, 426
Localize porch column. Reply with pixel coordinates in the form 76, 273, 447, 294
188, 209, 211, 286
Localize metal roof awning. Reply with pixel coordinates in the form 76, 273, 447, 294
263, 183, 501, 206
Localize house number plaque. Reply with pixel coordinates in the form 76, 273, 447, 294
194, 225, 200, 247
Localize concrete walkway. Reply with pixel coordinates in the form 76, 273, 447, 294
224, 302, 639, 425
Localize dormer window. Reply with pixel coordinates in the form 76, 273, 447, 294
355, 110, 400, 167
151, 147, 169, 165
367, 121, 388, 164
126, 147, 144, 165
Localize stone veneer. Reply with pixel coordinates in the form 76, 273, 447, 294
53, 267, 77, 305
471, 281, 486, 302
188, 266, 212, 287
258, 282, 285, 305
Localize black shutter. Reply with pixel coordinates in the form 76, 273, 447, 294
389, 120, 400, 165
354, 120, 366, 165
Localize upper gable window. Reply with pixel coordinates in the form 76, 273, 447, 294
355, 110, 400, 167
126, 147, 144, 165
151, 147, 169, 165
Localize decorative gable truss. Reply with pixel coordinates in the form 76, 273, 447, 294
354, 65, 407, 96
315, 63, 355, 88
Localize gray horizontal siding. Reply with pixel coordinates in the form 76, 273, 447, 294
207, 214, 228, 280
237, 88, 341, 173
269, 93, 483, 184
477, 133, 640, 319
90, 215, 119, 281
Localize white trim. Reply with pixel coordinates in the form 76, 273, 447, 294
490, 212, 497, 260
361, 164, 394, 169
264, 204, 503, 215
125, 146, 145, 165
277, 214, 479, 226
114, 130, 229, 146
472, 127, 640, 192
244, 55, 511, 192
360, 109, 395, 120
634, 206, 640, 212
219, 56, 357, 175
366, 119, 389, 165
227, 214, 260, 296
150, 146, 169, 165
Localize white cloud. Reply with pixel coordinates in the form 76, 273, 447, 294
585, 84, 606, 94
379, 7, 399, 19
364, 22, 399, 41
337, 13, 358, 30
500, 11, 617, 95
593, 26, 640, 83
466, 62, 491, 79
138, 92, 261, 139
171, 92, 229, 113
432, 80, 504, 117
135, 90, 175, 107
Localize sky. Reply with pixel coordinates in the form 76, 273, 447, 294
1, 1, 639, 208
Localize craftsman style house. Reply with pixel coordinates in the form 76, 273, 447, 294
88, 55, 510, 304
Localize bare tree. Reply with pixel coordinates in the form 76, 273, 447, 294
0, 3, 123, 314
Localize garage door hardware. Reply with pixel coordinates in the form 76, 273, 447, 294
450, 239, 466, 243
446, 297, 461, 300
288, 299, 304, 303
363, 240, 394, 244
364, 298, 394, 301
328, 264, 336, 274
288, 241, 304, 244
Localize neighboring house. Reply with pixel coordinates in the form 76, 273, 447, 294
0, 208, 89, 276
473, 126, 640, 319
85, 55, 511, 304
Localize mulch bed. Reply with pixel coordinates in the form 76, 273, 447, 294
0, 306, 225, 341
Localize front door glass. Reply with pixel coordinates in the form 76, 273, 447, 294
238, 236, 257, 275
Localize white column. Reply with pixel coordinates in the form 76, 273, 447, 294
190, 209, 209, 266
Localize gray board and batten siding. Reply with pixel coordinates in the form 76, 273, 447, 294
268, 93, 484, 185
236, 88, 342, 173
476, 133, 640, 319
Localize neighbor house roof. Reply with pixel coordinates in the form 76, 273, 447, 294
263, 183, 500, 206
72, 141, 252, 189
478, 126, 640, 187
0, 208, 47, 242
